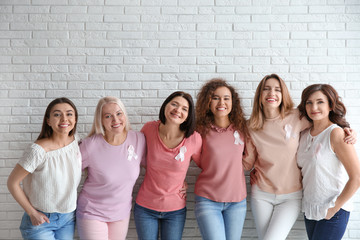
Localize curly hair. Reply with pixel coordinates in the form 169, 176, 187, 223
298, 84, 349, 128
196, 78, 248, 137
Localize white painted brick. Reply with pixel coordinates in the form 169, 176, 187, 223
67, 14, 104, 22
272, 6, 308, 14
51, 6, 87, 13
13, 56, 47, 64
1, 64, 30, 73
68, 82, 104, 90
197, 57, 233, 65
180, 65, 215, 73
199, 7, 235, 15
235, 57, 270, 65
309, 56, 346, 64
14, 73, 51, 81
161, 57, 196, 65
142, 48, 178, 56
14, 6, 50, 13
271, 57, 307, 64
309, 39, 345, 47
29, 14, 66, 22
122, 40, 158, 48
31, 65, 68, 73
329, 31, 360, 39
30, 48, 67, 56
107, 65, 142, 73
326, 14, 360, 23
10, 22, 47, 30
87, 56, 123, 64
291, 31, 327, 39
123, 23, 158, 31
90, 73, 125, 81
105, 48, 141, 56
162, 73, 198, 82
124, 57, 159, 65
160, 40, 196, 48
69, 65, 105, 73
254, 32, 289, 40
70, 31, 106, 39
310, 5, 345, 13
0, 47, 29, 56
143, 65, 179, 73
290, 65, 327, 73
290, 14, 325, 22
52, 73, 88, 81
290, 48, 327, 56
197, 23, 232, 31
126, 73, 161, 81
216, 48, 251, 56
68, 47, 104, 56
253, 48, 289, 56
309, 22, 345, 30
271, 23, 307, 31
48, 23, 84, 30
88, 6, 124, 14
235, 40, 270, 48
0, 30, 31, 39
49, 39, 85, 47
49, 56, 86, 64
142, 82, 178, 90
29, 81, 66, 90
105, 82, 141, 90
234, 23, 269, 31
9, 37, 43, 48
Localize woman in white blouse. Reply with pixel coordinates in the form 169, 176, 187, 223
7, 97, 82, 240
297, 84, 360, 240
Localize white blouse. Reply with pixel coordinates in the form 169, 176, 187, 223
18, 137, 82, 213
297, 124, 352, 221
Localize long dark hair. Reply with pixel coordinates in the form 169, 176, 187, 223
159, 91, 196, 138
37, 97, 78, 140
298, 84, 349, 128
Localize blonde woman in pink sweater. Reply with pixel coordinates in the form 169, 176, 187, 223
243, 74, 355, 240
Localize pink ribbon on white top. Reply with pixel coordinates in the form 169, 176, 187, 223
175, 146, 187, 162
234, 131, 244, 145
127, 145, 138, 161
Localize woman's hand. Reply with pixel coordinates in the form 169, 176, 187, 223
325, 207, 338, 220
29, 210, 50, 226
344, 127, 357, 144
178, 181, 188, 199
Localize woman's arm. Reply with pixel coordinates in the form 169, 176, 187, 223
242, 136, 257, 171
326, 128, 360, 219
7, 164, 50, 225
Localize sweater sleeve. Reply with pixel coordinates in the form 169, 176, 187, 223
242, 135, 257, 171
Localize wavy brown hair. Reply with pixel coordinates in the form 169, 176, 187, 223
298, 84, 349, 128
196, 78, 248, 137
248, 74, 294, 130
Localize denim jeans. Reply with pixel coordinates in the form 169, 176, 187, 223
20, 210, 75, 240
304, 208, 350, 240
134, 203, 186, 240
194, 195, 247, 240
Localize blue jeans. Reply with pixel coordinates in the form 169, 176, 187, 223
134, 203, 186, 240
304, 208, 350, 240
20, 210, 75, 240
194, 195, 247, 240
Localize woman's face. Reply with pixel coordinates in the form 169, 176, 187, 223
261, 78, 282, 111
47, 103, 76, 136
209, 86, 232, 119
164, 96, 189, 125
102, 103, 127, 135
305, 90, 331, 122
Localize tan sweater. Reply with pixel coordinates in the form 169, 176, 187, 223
243, 109, 310, 194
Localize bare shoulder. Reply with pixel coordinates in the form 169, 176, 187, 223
331, 127, 345, 144
34, 138, 51, 151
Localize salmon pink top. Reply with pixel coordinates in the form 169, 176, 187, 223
194, 124, 251, 202
136, 121, 202, 212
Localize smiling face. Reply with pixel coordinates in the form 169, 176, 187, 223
47, 103, 76, 136
261, 78, 282, 111
164, 96, 189, 125
101, 102, 127, 135
210, 86, 232, 120
305, 90, 331, 122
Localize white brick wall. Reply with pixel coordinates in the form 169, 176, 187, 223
1, 0, 360, 239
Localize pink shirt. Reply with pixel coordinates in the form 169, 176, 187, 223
76, 131, 146, 222
243, 109, 310, 194
136, 121, 202, 212
194, 124, 248, 202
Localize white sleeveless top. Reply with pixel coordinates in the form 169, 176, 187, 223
297, 124, 352, 221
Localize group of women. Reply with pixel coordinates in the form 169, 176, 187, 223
7, 74, 360, 240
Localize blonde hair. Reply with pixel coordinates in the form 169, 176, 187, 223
88, 96, 130, 137
248, 74, 294, 130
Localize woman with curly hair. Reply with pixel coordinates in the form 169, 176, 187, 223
297, 84, 360, 240
193, 78, 252, 240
